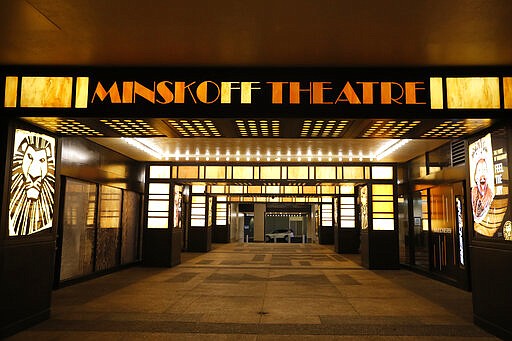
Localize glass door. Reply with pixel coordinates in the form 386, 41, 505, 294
412, 189, 429, 270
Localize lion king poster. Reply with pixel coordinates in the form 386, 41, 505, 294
9, 129, 56, 236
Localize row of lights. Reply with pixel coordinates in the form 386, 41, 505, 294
122, 138, 410, 162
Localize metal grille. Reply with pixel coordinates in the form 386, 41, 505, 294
451, 140, 466, 166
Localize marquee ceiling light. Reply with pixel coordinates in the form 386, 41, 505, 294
375, 139, 411, 160
122, 138, 411, 162
121, 137, 164, 159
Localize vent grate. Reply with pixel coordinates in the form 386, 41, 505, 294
451, 140, 466, 166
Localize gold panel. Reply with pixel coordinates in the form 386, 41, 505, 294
205, 166, 226, 179
248, 186, 262, 194
303, 186, 317, 194
260, 166, 281, 179
232, 166, 253, 179
4, 76, 18, 107
372, 184, 393, 195
343, 166, 364, 179
337, 167, 343, 179
430, 77, 444, 109
285, 186, 299, 194
288, 166, 309, 179
374, 213, 394, 219
210, 185, 225, 194
446, 77, 500, 109
178, 166, 199, 179
229, 185, 244, 194
192, 196, 206, 203
365, 167, 371, 179
20, 76, 73, 108
315, 166, 336, 180
373, 201, 394, 213
75, 77, 89, 108
265, 186, 280, 194
321, 186, 336, 194
504, 77, 512, 109
149, 166, 171, 179
374, 195, 394, 201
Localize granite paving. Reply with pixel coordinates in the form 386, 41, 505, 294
7, 243, 499, 340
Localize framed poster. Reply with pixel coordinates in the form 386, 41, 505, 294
9, 129, 56, 236
360, 185, 368, 230
469, 131, 510, 240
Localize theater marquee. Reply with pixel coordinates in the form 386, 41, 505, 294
3, 70, 511, 117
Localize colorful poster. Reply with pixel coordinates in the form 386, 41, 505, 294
469, 133, 495, 224
173, 185, 182, 228
360, 186, 368, 230
9, 129, 56, 236
470, 131, 510, 240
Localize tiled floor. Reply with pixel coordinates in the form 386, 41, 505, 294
8, 243, 499, 340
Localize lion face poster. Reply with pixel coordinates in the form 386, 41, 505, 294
9, 129, 56, 236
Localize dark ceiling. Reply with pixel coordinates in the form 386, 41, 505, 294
4, 1, 509, 162
1, 0, 512, 67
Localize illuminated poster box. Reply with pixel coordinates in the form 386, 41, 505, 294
9, 129, 56, 236
469, 132, 511, 241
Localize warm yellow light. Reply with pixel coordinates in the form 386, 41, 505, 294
504, 77, 512, 109
446, 77, 500, 109
20, 76, 73, 108
4, 76, 18, 107
75, 77, 89, 108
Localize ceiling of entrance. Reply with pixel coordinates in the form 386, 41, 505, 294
21, 116, 495, 162
1, 1, 512, 67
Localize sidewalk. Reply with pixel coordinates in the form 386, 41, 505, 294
7, 243, 499, 340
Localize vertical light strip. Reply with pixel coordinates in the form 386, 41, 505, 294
430, 77, 444, 109
4, 76, 18, 107
504, 77, 512, 109
75, 77, 89, 108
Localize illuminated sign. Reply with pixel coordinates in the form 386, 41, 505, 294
90, 80, 427, 105
470, 130, 510, 240
455, 196, 465, 267
9, 129, 56, 236
4, 74, 512, 113
469, 134, 495, 225
360, 185, 368, 230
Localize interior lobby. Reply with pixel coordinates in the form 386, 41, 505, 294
1, 1, 512, 340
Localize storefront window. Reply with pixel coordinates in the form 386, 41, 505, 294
59, 179, 96, 281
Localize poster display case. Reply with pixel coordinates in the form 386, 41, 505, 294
469, 131, 510, 242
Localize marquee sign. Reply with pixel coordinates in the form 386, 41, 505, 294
3, 70, 511, 117
90, 80, 427, 106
